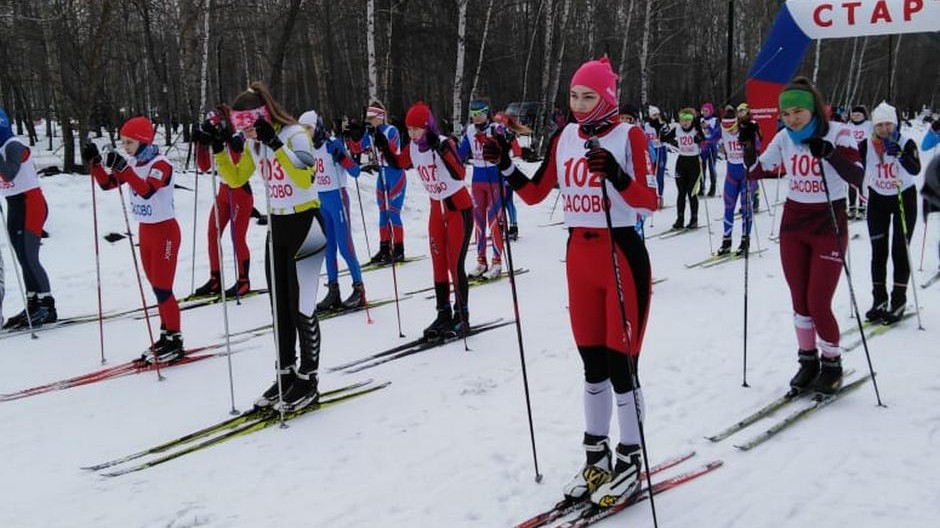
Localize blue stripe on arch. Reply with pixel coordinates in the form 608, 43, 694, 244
747, 4, 812, 84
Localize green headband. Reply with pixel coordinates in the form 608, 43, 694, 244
679, 112, 694, 121
778, 89, 815, 112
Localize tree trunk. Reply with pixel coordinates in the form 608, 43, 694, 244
468, 0, 496, 101
617, 0, 636, 98
367, 0, 378, 102
268, 0, 304, 92
452, 0, 469, 135
639, 0, 653, 107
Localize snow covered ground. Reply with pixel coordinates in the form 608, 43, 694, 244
1, 127, 938, 527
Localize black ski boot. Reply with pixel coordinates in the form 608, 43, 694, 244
153, 332, 185, 364
255, 366, 296, 409
194, 272, 221, 297
316, 282, 343, 312
278, 311, 321, 410
424, 282, 453, 340
3, 295, 38, 330
27, 295, 57, 327
882, 286, 907, 324
735, 236, 750, 256
370, 241, 391, 265
716, 236, 732, 256
341, 282, 366, 309
789, 349, 820, 391
671, 219, 684, 230
810, 355, 843, 395
251, 207, 268, 225
508, 224, 519, 240
392, 242, 405, 263
865, 285, 888, 322
563, 433, 612, 501
448, 306, 470, 338
225, 260, 251, 297
686, 217, 698, 229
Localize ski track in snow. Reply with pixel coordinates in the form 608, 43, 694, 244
0, 126, 938, 527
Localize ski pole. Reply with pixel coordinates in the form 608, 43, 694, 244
587, 134, 659, 528
816, 158, 883, 406
547, 187, 561, 222
209, 156, 240, 414
353, 176, 372, 259
895, 185, 924, 330
190, 149, 200, 296
497, 164, 543, 484
0, 202, 36, 339
697, 160, 715, 254
89, 166, 107, 364
259, 143, 288, 427
742, 175, 753, 388
115, 184, 164, 381
371, 141, 404, 337
918, 214, 928, 272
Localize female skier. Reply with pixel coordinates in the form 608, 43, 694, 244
376, 101, 472, 338
496, 57, 657, 509
0, 108, 56, 330
213, 82, 326, 410
717, 107, 755, 255
360, 101, 407, 264
845, 105, 873, 219
663, 108, 704, 229
84, 116, 183, 361
859, 101, 920, 323
745, 77, 864, 395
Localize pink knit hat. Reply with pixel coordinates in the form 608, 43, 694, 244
570, 57, 618, 108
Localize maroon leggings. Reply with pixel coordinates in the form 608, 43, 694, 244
778, 199, 848, 346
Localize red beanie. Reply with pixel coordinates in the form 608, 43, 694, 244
405, 102, 432, 128
120, 116, 155, 144
570, 57, 618, 108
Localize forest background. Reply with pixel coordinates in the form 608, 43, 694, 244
1, 0, 938, 171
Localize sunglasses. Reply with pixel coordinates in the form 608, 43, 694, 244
230, 107, 271, 131
469, 108, 489, 117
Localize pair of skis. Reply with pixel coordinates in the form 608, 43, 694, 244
706, 369, 868, 450
83, 379, 389, 476
514, 451, 722, 528
684, 248, 768, 269
328, 318, 515, 374
334, 254, 427, 278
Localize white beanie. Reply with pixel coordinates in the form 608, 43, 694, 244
871, 101, 898, 125
299, 110, 320, 128
648, 105, 661, 116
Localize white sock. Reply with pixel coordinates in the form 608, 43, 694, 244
616, 389, 644, 446
584, 381, 612, 437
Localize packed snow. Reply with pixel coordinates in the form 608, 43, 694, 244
1, 126, 938, 528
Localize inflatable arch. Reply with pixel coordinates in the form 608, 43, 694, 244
746, 0, 940, 145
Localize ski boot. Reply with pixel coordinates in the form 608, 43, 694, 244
789, 349, 819, 392
392, 242, 405, 263
152, 332, 185, 364
370, 241, 392, 265
255, 366, 296, 409
225, 280, 251, 298
882, 286, 906, 325
865, 285, 888, 322
716, 236, 732, 256
507, 224, 519, 241
591, 443, 643, 508
341, 282, 366, 310
3, 295, 38, 330
277, 369, 319, 411
277, 311, 321, 410
685, 217, 698, 229
424, 308, 454, 341
316, 282, 343, 312
193, 272, 221, 297
447, 307, 470, 338
563, 433, 613, 502
810, 355, 843, 395
482, 259, 503, 280
735, 236, 750, 256
671, 219, 684, 230
468, 259, 488, 279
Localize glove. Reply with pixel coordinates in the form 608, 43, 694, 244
932, 120, 940, 132
482, 136, 511, 171
426, 132, 442, 153
373, 129, 391, 154
360, 163, 378, 174
742, 140, 758, 168
81, 143, 101, 165
884, 139, 901, 157
228, 131, 245, 154
586, 146, 630, 191
253, 117, 283, 150
105, 151, 128, 173
195, 120, 227, 153
803, 137, 834, 159
327, 141, 347, 164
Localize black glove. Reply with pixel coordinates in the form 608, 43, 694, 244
253, 117, 283, 150
194, 120, 227, 153
373, 130, 392, 155
586, 146, 630, 191
327, 142, 347, 164
426, 132, 442, 152
742, 140, 758, 167
738, 122, 757, 145
884, 139, 901, 157
105, 151, 128, 172
81, 143, 101, 165
803, 137, 834, 159
482, 136, 511, 171
360, 163, 378, 174
932, 120, 940, 132
228, 132, 245, 154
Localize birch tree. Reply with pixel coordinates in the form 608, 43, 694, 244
367, 0, 378, 101
452, 0, 469, 135
468, 0, 496, 101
